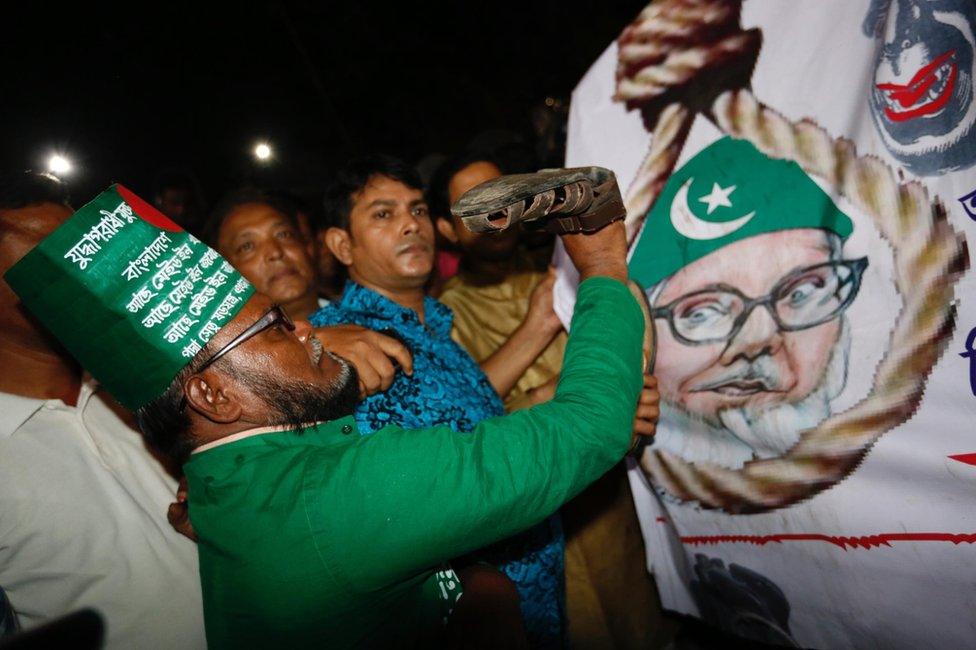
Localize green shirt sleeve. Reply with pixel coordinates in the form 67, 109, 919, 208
309, 276, 644, 591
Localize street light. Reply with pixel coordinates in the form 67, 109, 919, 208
47, 154, 72, 176
253, 142, 272, 162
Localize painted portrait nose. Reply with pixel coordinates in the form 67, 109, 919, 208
719, 304, 784, 365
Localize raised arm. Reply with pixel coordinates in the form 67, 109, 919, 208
477, 269, 563, 399
316, 221, 647, 588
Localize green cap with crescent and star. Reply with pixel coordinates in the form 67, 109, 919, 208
4, 184, 254, 410
628, 136, 854, 288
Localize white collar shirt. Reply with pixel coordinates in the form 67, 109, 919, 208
0, 378, 205, 648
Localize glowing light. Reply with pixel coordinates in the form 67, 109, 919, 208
48, 155, 72, 175
253, 142, 272, 161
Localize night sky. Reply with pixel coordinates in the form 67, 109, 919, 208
2, 2, 644, 206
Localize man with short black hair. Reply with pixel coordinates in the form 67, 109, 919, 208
205, 188, 322, 321
429, 152, 566, 411
316, 154, 572, 645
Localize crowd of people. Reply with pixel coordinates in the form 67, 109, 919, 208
0, 149, 663, 649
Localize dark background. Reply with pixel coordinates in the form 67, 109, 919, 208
1, 2, 643, 205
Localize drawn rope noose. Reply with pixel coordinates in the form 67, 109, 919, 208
614, 0, 969, 512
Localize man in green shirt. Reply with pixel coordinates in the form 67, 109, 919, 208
7, 182, 652, 648
174, 222, 647, 648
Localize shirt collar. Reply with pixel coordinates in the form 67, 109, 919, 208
339, 281, 453, 336
190, 415, 358, 455
0, 375, 96, 439
0, 392, 44, 440
191, 423, 300, 455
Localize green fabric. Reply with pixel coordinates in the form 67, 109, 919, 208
184, 276, 644, 649
629, 136, 854, 287
4, 184, 253, 409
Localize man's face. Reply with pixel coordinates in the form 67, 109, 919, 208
441, 161, 519, 260
216, 203, 317, 313
342, 175, 434, 291
0, 202, 74, 349
653, 229, 843, 423
210, 293, 343, 391
201, 293, 358, 427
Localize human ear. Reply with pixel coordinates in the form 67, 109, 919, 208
436, 217, 459, 244
325, 227, 354, 267
183, 374, 243, 424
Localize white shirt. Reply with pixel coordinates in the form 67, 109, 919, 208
0, 379, 205, 648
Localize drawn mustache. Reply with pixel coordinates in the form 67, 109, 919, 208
691, 357, 785, 393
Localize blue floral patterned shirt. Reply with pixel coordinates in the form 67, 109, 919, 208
310, 281, 565, 648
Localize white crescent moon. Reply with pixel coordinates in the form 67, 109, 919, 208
670, 177, 755, 240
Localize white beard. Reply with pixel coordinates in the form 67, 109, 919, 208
650, 319, 852, 469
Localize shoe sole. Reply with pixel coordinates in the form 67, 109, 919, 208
451, 166, 626, 234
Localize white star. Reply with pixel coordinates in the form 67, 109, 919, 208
697, 182, 736, 215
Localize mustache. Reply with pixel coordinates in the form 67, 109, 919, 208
691, 356, 785, 392
309, 335, 323, 364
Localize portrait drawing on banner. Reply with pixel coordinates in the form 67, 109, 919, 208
609, 0, 967, 512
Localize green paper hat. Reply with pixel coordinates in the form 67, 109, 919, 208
4, 184, 254, 410
629, 136, 853, 288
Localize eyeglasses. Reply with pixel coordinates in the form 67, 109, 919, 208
179, 304, 295, 411
651, 258, 868, 346
196, 304, 295, 372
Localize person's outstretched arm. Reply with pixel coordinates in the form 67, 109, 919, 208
312, 222, 648, 588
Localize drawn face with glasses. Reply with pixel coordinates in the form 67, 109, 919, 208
652, 258, 868, 345
650, 230, 864, 422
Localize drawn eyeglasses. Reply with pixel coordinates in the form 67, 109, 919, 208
650, 258, 869, 346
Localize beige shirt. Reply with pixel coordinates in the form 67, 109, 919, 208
440, 270, 566, 412
0, 380, 205, 649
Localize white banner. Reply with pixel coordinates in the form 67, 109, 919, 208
556, 1, 976, 647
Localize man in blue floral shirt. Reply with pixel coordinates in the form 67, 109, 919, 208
311, 155, 567, 647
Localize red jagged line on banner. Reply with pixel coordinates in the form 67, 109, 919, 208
677, 532, 976, 550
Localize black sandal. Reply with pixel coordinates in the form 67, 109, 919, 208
451, 166, 625, 235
